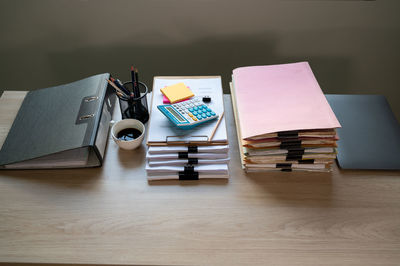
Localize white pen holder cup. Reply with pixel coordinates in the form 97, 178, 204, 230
111, 119, 145, 150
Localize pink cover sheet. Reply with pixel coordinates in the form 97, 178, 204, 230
232, 62, 341, 140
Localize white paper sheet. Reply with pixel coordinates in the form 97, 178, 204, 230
147, 77, 227, 144
148, 158, 230, 166
146, 151, 229, 160
148, 145, 229, 154
146, 162, 229, 174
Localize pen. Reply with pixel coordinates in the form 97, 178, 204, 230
107, 79, 130, 100
209, 111, 224, 141
110, 77, 132, 97
107, 79, 128, 97
131, 65, 136, 95
134, 67, 140, 96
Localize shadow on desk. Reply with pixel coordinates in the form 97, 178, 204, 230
244, 170, 334, 208
148, 179, 229, 186
116, 143, 146, 169
1, 264, 143, 266
0, 167, 103, 191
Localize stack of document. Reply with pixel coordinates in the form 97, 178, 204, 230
231, 62, 341, 172
146, 76, 229, 180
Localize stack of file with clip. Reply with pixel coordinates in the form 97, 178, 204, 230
231, 62, 341, 172
145, 76, 229, 180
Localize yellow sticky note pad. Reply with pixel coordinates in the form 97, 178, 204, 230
160, 83, 194, 103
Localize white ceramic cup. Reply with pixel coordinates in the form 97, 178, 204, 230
111, 119, 145, 150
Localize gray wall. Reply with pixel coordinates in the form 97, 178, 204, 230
1, 0, 399, 119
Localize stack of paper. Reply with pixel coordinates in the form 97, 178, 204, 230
231, 62, 341, 172
146, 76, 229, 180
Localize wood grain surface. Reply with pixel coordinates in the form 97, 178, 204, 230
0, 93, 399, 266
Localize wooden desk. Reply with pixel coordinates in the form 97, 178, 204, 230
0, 92, 399, 266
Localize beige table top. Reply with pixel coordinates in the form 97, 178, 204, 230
0, 91, 399, 266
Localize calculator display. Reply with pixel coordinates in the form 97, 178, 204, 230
166, 106, 185, 122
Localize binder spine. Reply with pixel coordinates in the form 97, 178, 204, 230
92, 73, 116, 165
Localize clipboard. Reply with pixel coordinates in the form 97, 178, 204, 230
146, 76, 228, 146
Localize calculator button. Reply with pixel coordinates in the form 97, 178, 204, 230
211, 112, 216, 116
188, 112, 193, 117
193, 111, 198, 115
201, 113, 207, 118
189, 108, 194, 112
192, 117, 198, 121
197, 115, 202, 120
206, 112, 211, 117
194, 106, 198, 111
197, 110, 202, 114
206, 108, 212, 112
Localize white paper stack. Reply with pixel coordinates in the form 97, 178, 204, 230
146, 76, 229, 180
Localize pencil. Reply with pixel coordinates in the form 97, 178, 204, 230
134, 67, 140, 96
116, 91, 129, 100
209, 111, 224, 141
131, 65, 137, 95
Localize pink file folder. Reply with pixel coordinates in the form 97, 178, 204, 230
232, 62, 341, 140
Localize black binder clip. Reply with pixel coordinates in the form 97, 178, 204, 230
202, 96, 211, 103
188, 146, 198, 153
286, 148, 305, 161
286, 154, 303, 161
178, 164, 199, 180
188, 158, 198, 164
178, 152, 189, 159
298, 159, 314, 164
276, 163, 292, 172
278, 130, 298, 139
280, 140, 302, 149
